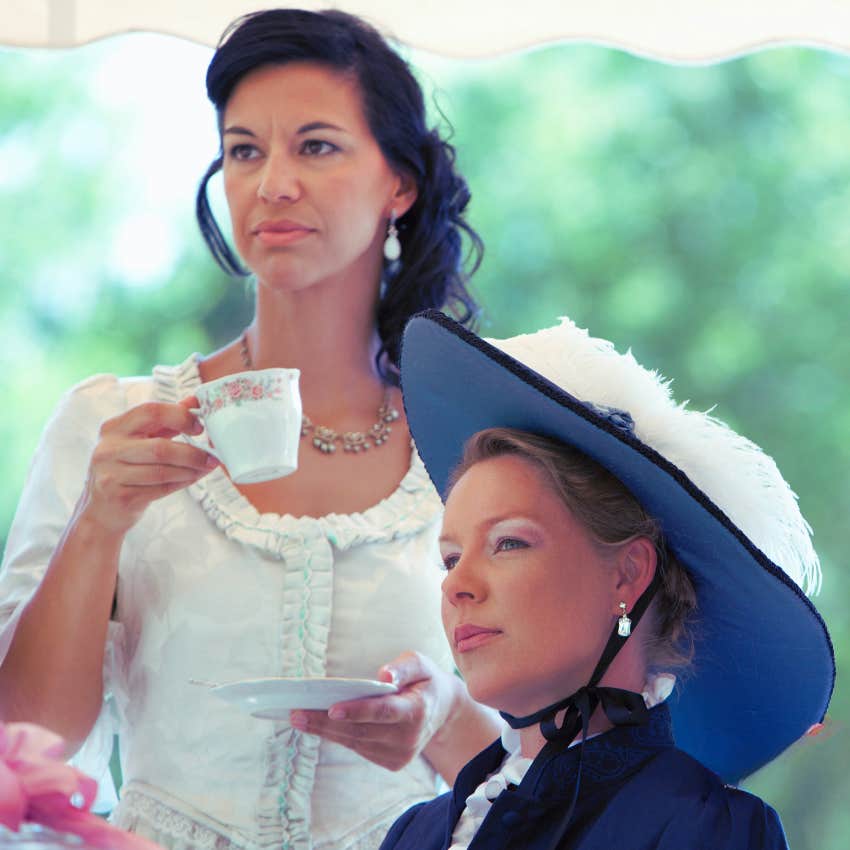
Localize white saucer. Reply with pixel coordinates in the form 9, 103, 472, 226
209, 676, 398, 719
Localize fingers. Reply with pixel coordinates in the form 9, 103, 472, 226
100, 401, 203, 440
90, 435, 217, 490
331, 690, 424, 724
289, 683, 430, 771
288, 654, 452, 772
377, 650, 433, 689
81, 401, 218, 534
116, 438, 215, 477
290, 697, 425, 771
290, 694, 417, 735
115, 459, 217, 488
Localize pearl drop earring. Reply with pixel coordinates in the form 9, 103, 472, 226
383, 211, 401, 263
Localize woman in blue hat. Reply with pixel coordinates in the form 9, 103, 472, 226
381, 310, 834, 849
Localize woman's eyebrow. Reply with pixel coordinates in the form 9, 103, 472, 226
296, 120, 347, 134
439, 514, 539, 546
222, 125, 256, 137
222, 121, 347, 137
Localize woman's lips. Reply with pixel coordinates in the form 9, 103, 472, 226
454, 624, 502, 653
253, 220, 315, 246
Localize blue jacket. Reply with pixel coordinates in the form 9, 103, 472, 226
380, 705, 788, 850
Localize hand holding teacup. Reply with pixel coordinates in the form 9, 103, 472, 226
190, 368, 302, 484
80, 399, 217, 536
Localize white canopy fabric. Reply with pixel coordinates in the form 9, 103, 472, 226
4, 0, 850, 61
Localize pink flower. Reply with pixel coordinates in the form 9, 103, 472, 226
251, 385, 263, 399
0, 722, 162, 850
227, 382, 242, 399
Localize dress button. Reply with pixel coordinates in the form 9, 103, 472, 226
500, 811, 523, 829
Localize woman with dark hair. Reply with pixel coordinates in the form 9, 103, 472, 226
198, 8, 481, 375
0, 9, 497, 850
383, 311, 835, 849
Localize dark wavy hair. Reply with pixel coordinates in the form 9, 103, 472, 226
196, 8, 482, 379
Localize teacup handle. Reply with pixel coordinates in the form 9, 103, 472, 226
187, 409, 223, 463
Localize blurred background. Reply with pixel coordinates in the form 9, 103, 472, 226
0, 32, 847, 848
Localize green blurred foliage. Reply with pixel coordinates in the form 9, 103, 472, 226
1, 38, 847, 849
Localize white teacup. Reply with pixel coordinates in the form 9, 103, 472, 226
192, 368, 302, 484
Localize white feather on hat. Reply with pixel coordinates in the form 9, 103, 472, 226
490, 317, 821, 595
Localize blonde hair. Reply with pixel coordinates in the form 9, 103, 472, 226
450, 427, 697, 675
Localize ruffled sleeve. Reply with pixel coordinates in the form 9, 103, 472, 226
0, 372, 145, 810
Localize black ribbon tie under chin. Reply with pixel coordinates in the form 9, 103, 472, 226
496, 568, 663, 850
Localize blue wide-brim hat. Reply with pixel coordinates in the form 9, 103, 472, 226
401, 309, 834, 784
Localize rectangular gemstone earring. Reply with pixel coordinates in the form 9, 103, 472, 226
618, 602, 632, 637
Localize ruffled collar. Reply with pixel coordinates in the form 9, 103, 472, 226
151, 354, 442, 554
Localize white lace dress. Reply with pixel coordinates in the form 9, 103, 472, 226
0, 355, 454, 850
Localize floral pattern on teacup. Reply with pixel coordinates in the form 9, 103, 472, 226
198, 374, 288, 418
